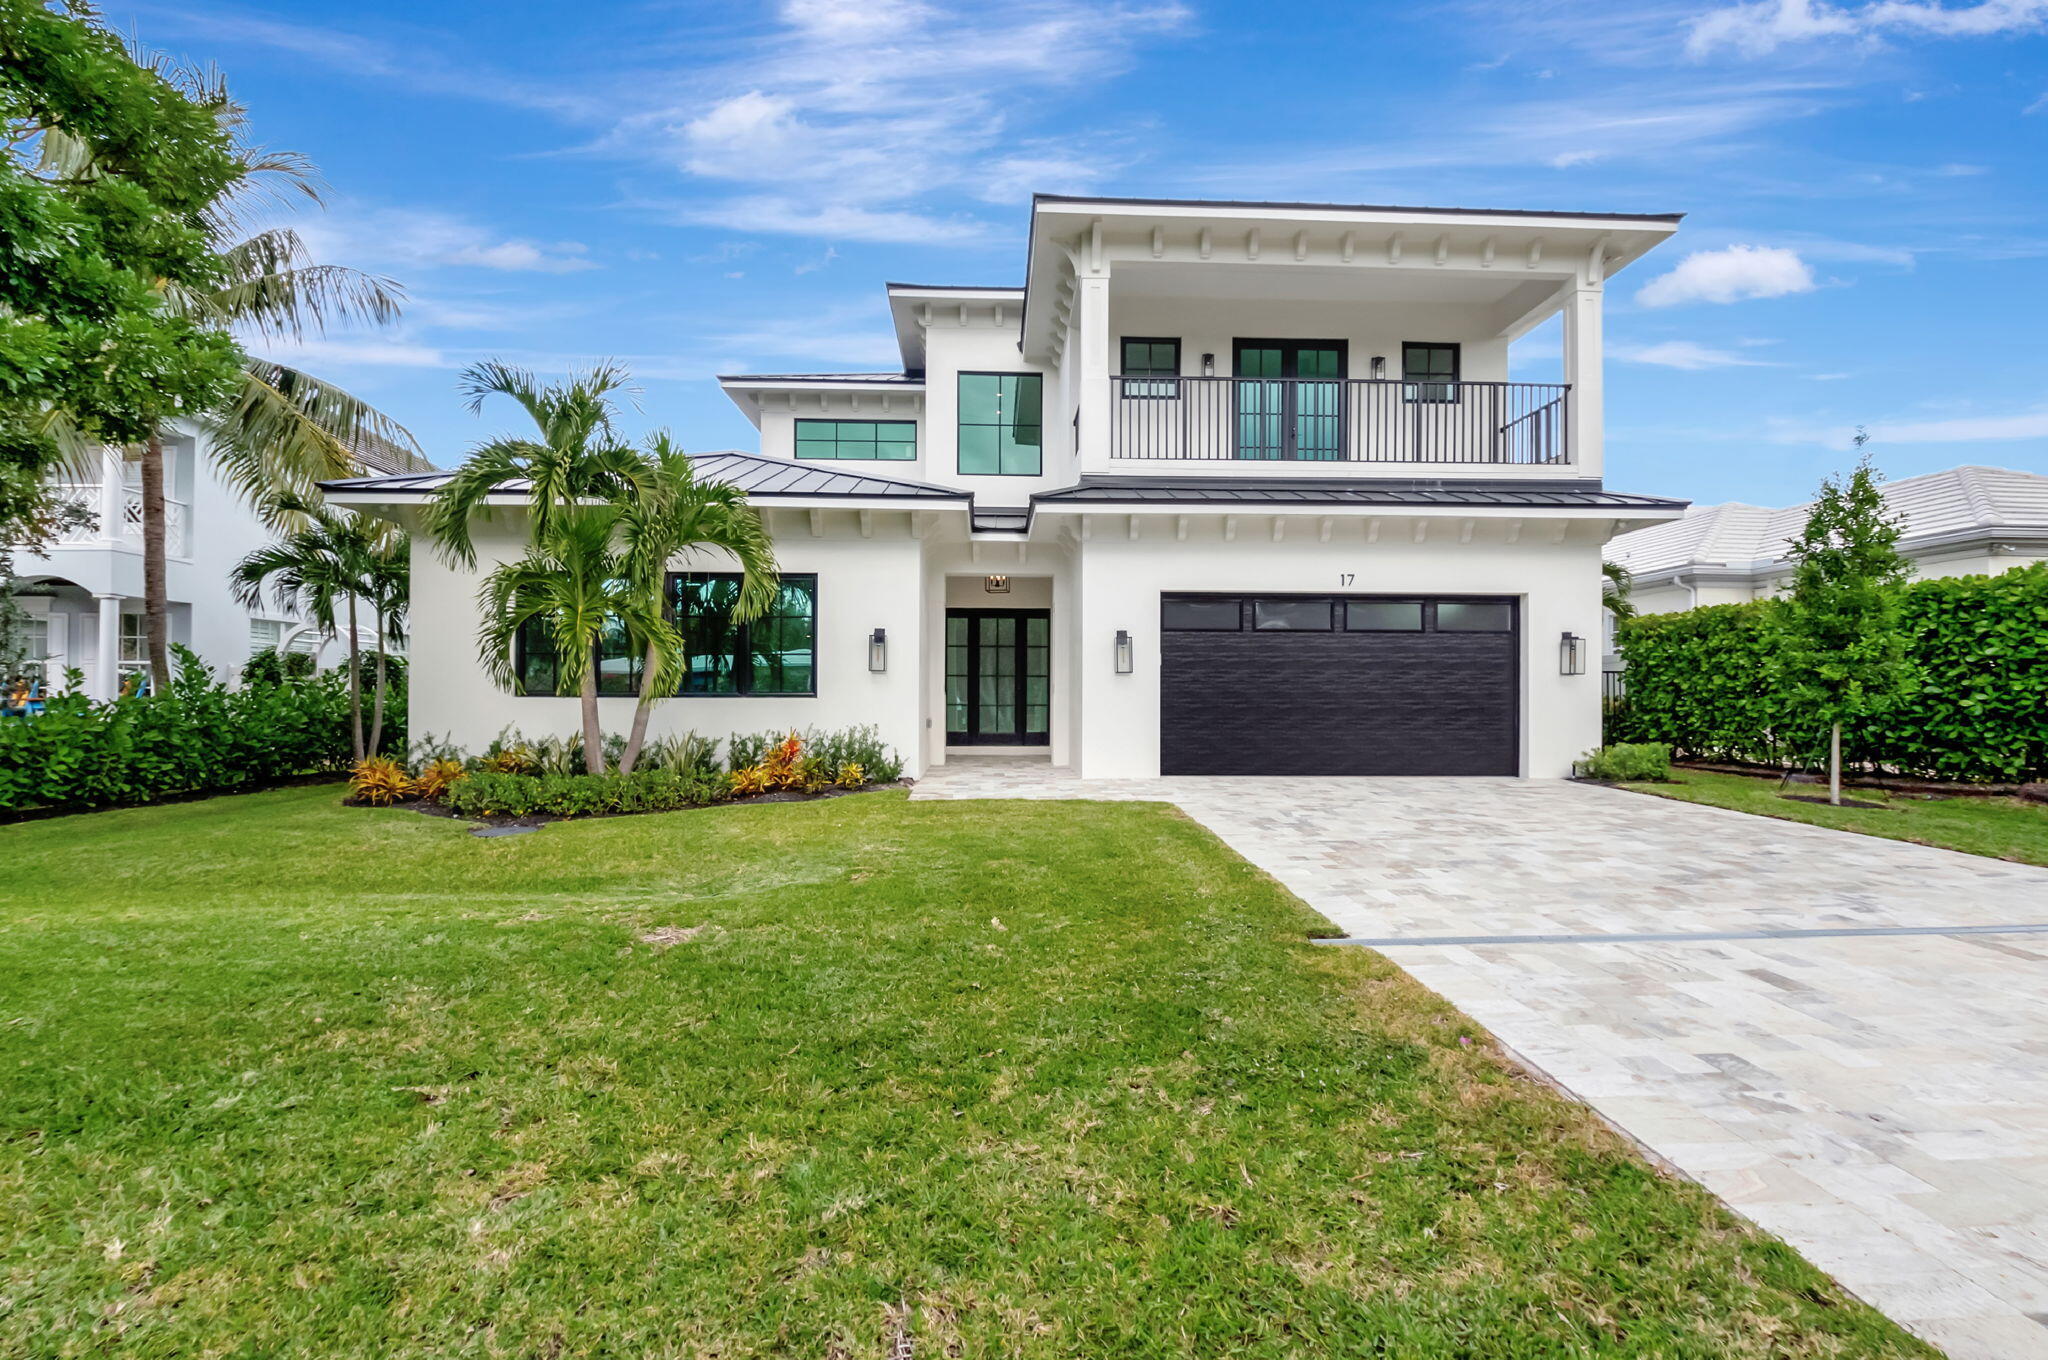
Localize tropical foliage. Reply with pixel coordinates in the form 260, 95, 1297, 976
0, 646, 400, 815
0, 0, 242, 543
230, 498, 408, 760
1609, 563, 2048, 783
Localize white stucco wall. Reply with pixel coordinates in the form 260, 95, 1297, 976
1063, 512, 1608, 779
406, 508, 929, 771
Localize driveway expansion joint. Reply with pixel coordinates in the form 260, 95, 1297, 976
1318, 922, 2048, 948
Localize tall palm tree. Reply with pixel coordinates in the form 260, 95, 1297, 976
230, 500, 408, 761
1602, 561, 1637, 623
40, 84, 425, 690
476, 508, 679, 775
614, 433, 779, 772
426, 361, 649, 568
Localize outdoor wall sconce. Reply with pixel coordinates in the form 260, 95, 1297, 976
983, 574, 1010, 595
868, 628, 887, 673
1370, 354, 1387, 379
1559, 631, 1586, 676
1200, 352, 1216, 376
1114, 630, 1135, 675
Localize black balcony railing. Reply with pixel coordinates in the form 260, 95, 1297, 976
1110, 377, 1570, 465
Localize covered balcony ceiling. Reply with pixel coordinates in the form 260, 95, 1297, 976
1107, 258, 1565, 336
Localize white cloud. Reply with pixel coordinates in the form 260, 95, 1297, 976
1636, 244, 1817, 306
250, 336, 449, 369
297, 207, 597, 274
1688, 0, 2048, 59
604, 0, 1190, 243
1612, 340, 1775, 369
1770, 406, 2048, 446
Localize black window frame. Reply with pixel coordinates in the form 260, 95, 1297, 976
670, 571, 820, 697
1161, 596, 1244, 631
1432, 598, 1515, 633
1402, 342, 1461, 404
956, 371, 1044, 477
794, 417, 917, 462
514, 611, 640, 697
1345, 598, 1426, 632
1119, 336, 1181, 399
1252, 598, 1335, 631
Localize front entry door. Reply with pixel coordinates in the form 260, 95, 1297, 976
946, 609, 1050, 745
1234, 340, 1345, 461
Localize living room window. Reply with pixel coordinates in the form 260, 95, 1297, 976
795, 419, 916, 461
957, 373, 1043, 476
670, 573, 818, 696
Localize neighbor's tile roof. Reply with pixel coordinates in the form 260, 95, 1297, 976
320, 449, 968, 501
1606, 465, 2048, 577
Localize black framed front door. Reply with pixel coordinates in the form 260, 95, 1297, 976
1234, 339, 1346, 461
946, 609, 1050, 745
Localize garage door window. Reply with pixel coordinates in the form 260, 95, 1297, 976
1253, 599, 1333, 630
1435, 601, 1514, 632
1162, 597, 1242, 630
1346, 600, 1424, 631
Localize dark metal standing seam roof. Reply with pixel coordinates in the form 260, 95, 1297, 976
318, 449, 970, 501
1031, 477, 1689, 512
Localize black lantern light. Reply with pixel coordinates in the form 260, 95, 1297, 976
1559, 630, 1586, 676
1114, 629, 1134, 675
868, 627, 887, 673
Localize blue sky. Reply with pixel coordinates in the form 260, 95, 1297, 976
112, 0, 2048, 506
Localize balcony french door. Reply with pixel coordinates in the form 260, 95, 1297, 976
1234, 340, 1345, 461
945, 609, 1050, 746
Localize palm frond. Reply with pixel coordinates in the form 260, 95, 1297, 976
204, 361, 423, 528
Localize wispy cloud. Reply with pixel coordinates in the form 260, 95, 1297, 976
1613, 340, 1777, 369
1688, 0, 2048, 59
1636, 244, 1817, 306
295, 206, 598, 274
1770, 405, 2048, 446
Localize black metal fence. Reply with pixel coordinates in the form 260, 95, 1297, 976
1111, 377, 1570, 465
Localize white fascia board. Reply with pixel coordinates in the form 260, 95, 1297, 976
1037, 502, 1687, 525
1042, 199, 1681, 237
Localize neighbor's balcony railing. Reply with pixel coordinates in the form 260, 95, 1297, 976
1110, 377, 1570, 465
48, 482, 191, 557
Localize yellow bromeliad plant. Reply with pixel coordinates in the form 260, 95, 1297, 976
348, 756, 414, 806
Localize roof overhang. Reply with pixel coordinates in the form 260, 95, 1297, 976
718, 374, 927, 426
1021, 194, 1683, 360
885, 283, 1024, 371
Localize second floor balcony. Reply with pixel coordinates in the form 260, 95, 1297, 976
48, 480, 191, 558
1109, 376, 1570, 466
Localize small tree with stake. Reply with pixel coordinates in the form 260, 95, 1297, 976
1781, 433, 1912, 805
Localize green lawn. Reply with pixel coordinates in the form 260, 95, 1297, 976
1623, 768, 2048, 866
1, 787, 1930, 1358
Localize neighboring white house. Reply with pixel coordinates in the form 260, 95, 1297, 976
329, 194, 1689, 779
1607, 464, 2048, 619
11, 426, 417, 698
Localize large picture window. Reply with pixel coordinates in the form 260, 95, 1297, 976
957, 372, 1042, 476
671, 573, 817, 696
795, 419, 916, 461
514, 613, 641, 696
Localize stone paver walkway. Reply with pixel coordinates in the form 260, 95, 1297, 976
913, 759, 2048, 1359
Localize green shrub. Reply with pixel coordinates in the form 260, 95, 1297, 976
0, 647, 402, 815
640, 731, 720, 774
241, 647, 317, 685
1577, 742, 1672, 782
725, 725, 903, 783
1612, 564, 2048, 781
444, 768, 730, 819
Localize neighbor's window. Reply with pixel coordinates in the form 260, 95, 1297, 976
1403, 342, 1460, 403
118, 612, 146, 664
1434, 600, 1514, 632
249, 619, 284, 655
958, 373, 1043, 476
671, 572, 817, 696
1120, 337, 1180, 398
795, 419, 916, 461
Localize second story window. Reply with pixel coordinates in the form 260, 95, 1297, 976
1403, 343, 1460, 403
1120, 338, 1180, 398
957, 373, 1042, 476
795, 419, 916, 461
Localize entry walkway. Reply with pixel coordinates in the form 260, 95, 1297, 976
912, 761, 2048, 1359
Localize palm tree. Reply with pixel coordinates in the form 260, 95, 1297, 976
1602, 561, 1637, 623
476, 508, 678, 774
613, 433, 779, 772
40, 87, 425, 691
425, 361, 649, 568
230, 500, 408, 760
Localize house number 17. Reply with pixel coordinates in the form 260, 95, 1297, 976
1339, 573, 1355, 586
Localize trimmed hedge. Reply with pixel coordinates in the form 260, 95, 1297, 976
444, 768, 729, 818
0, 647, 403, 815
1611, 564, 2048, 782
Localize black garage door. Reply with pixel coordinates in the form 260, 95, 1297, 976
1159, 594, 1519, 776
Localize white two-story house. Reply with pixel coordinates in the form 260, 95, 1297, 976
330, 194, 1688, 778
13, 426, 417, 698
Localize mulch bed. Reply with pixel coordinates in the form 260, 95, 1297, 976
345, 781, 913, 833
1677, 760, 2030, 800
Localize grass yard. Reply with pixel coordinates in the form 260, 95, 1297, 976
1624, 768, 2048, 866
1, 787, 1931, 1358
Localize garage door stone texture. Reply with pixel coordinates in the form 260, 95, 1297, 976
912, 760, 2048, 1360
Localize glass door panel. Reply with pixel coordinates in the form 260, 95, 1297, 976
1234, 345, 1284, 460
945, 609, 1050, 746
1234, 341, 1345, 460
1294, 346, 1343, 460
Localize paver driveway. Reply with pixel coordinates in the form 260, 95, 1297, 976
914, 761, 2048, 1360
